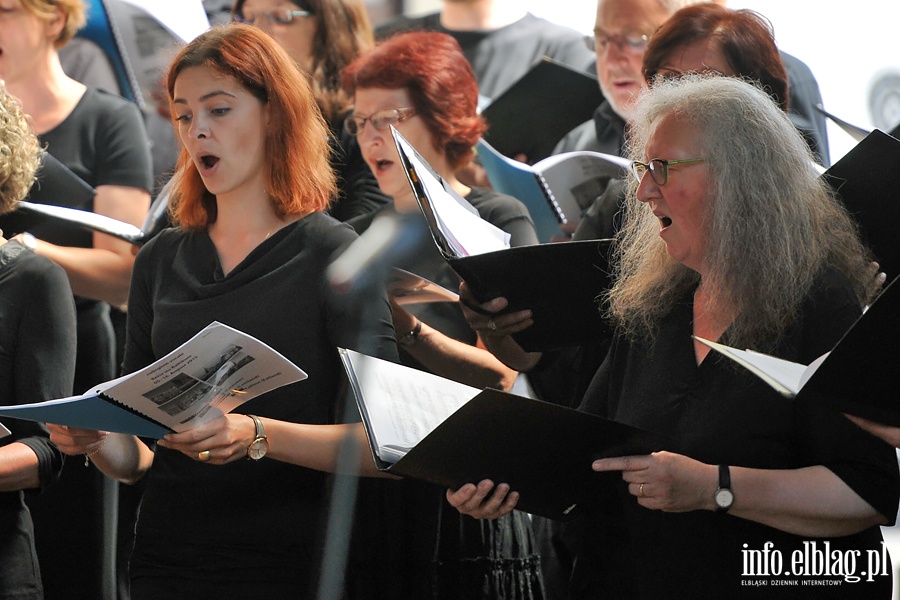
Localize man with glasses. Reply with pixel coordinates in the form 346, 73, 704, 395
556, 0, 689, 158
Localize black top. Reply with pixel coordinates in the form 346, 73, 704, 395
124, 213, 398, 593
0, 241, 74, 598
376, 13, 595, 100
574, 269, 900, 598
328, 112, 392, 222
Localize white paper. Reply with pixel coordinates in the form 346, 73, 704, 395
394, 131, 510, 257
340, 348, 478, 463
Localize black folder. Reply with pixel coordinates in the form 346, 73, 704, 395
481, 56, 602, 162
798, 275, 900, 426
369, 388, 671, 521
449, 239, 613, 352
392, 126, 613, 352
823, 129, 900, 281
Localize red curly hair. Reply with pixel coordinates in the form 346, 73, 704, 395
341, 31, 485, 170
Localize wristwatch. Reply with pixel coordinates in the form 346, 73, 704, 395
714, 464, 734, 513
246, 414, 269, 460
20, 232, 37, 251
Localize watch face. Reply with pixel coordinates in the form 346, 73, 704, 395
715, 488, 734, 509
248, 438, 269, 460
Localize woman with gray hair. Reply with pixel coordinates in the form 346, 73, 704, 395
450, 74, 899, 598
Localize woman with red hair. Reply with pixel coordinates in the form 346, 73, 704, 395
341, 31, 544, 599
49, 24, 398, 598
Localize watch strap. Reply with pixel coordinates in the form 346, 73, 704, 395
715, 464, 733, 513
248, 414, 265, 440
718, 464, 731, 489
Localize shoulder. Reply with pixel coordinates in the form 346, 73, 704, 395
79, 87, 142, 119
292, 211, 359, 253
1, 245, 73, 303
375, 12, 441, 39
133, 227, 185, 269
467, 187, 530, 216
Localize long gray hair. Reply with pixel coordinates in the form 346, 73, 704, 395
609, 74, 873, 350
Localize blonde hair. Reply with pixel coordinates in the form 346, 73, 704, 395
610, 75, 873, 350
22, 0, 87, 47
0, 82, 41, 214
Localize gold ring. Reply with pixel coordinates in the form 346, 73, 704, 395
488, 319, 498, 331
639, 483, 645, 497
198, 450, 211, 462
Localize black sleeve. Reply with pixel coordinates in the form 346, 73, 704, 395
94, 91, 154, 191
12, 257, 76, 491
122, 232, 162, 375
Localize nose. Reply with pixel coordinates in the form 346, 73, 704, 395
190, 115, 209, 140
636, 170, 658, 204
355, 120, 382, 148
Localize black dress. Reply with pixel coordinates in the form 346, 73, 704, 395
574, 269, 900, 599
0, 241, 74, 599
123, 214, 398, 599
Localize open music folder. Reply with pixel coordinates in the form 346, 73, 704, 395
392, 127, 613, 351
339, 348, 671, 521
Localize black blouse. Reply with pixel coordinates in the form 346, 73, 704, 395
575, 269, 900, 598
124, 213, 397, 592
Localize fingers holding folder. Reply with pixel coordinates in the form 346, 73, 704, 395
458, 282, 542, 372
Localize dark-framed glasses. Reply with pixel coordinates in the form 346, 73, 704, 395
630, 158, 706, 186
587, 29, 650, 54
344, 107, 417, 136
234, 8, 313, 26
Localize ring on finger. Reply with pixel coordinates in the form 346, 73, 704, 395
198, 450, 211, 462
487, 318, 498, 331
639, 482, 645, 497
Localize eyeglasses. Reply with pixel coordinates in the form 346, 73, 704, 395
630, 158, 707, 186
587, 29, 650, 55
344, 107, 417, 136
234, 8, 313, 26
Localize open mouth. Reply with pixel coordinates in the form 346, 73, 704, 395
201, 155, 219, 169
375, 158, 393, 172
660, 216, 672, 228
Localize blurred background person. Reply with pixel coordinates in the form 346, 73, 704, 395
233, 0, 391, 221
0, 1, 152, 598
0, 80, 75, 600
376, 0, 595, 102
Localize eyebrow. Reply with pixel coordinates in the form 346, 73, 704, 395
172, 90, 238, 105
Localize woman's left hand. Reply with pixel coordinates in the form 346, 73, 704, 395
157, 413, 256, 465
593, 451, 717, 513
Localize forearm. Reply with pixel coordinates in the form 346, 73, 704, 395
404, 323, 518, 390
730, 465, 886, 537
263, 420, 391, 478
87, 433, 154, 485
32, 238, 135, 305
479, 334, 542, 373
0, 442, 40, 491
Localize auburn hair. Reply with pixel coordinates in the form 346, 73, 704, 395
165, 24, 336, 229
342, 31, 485, 170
